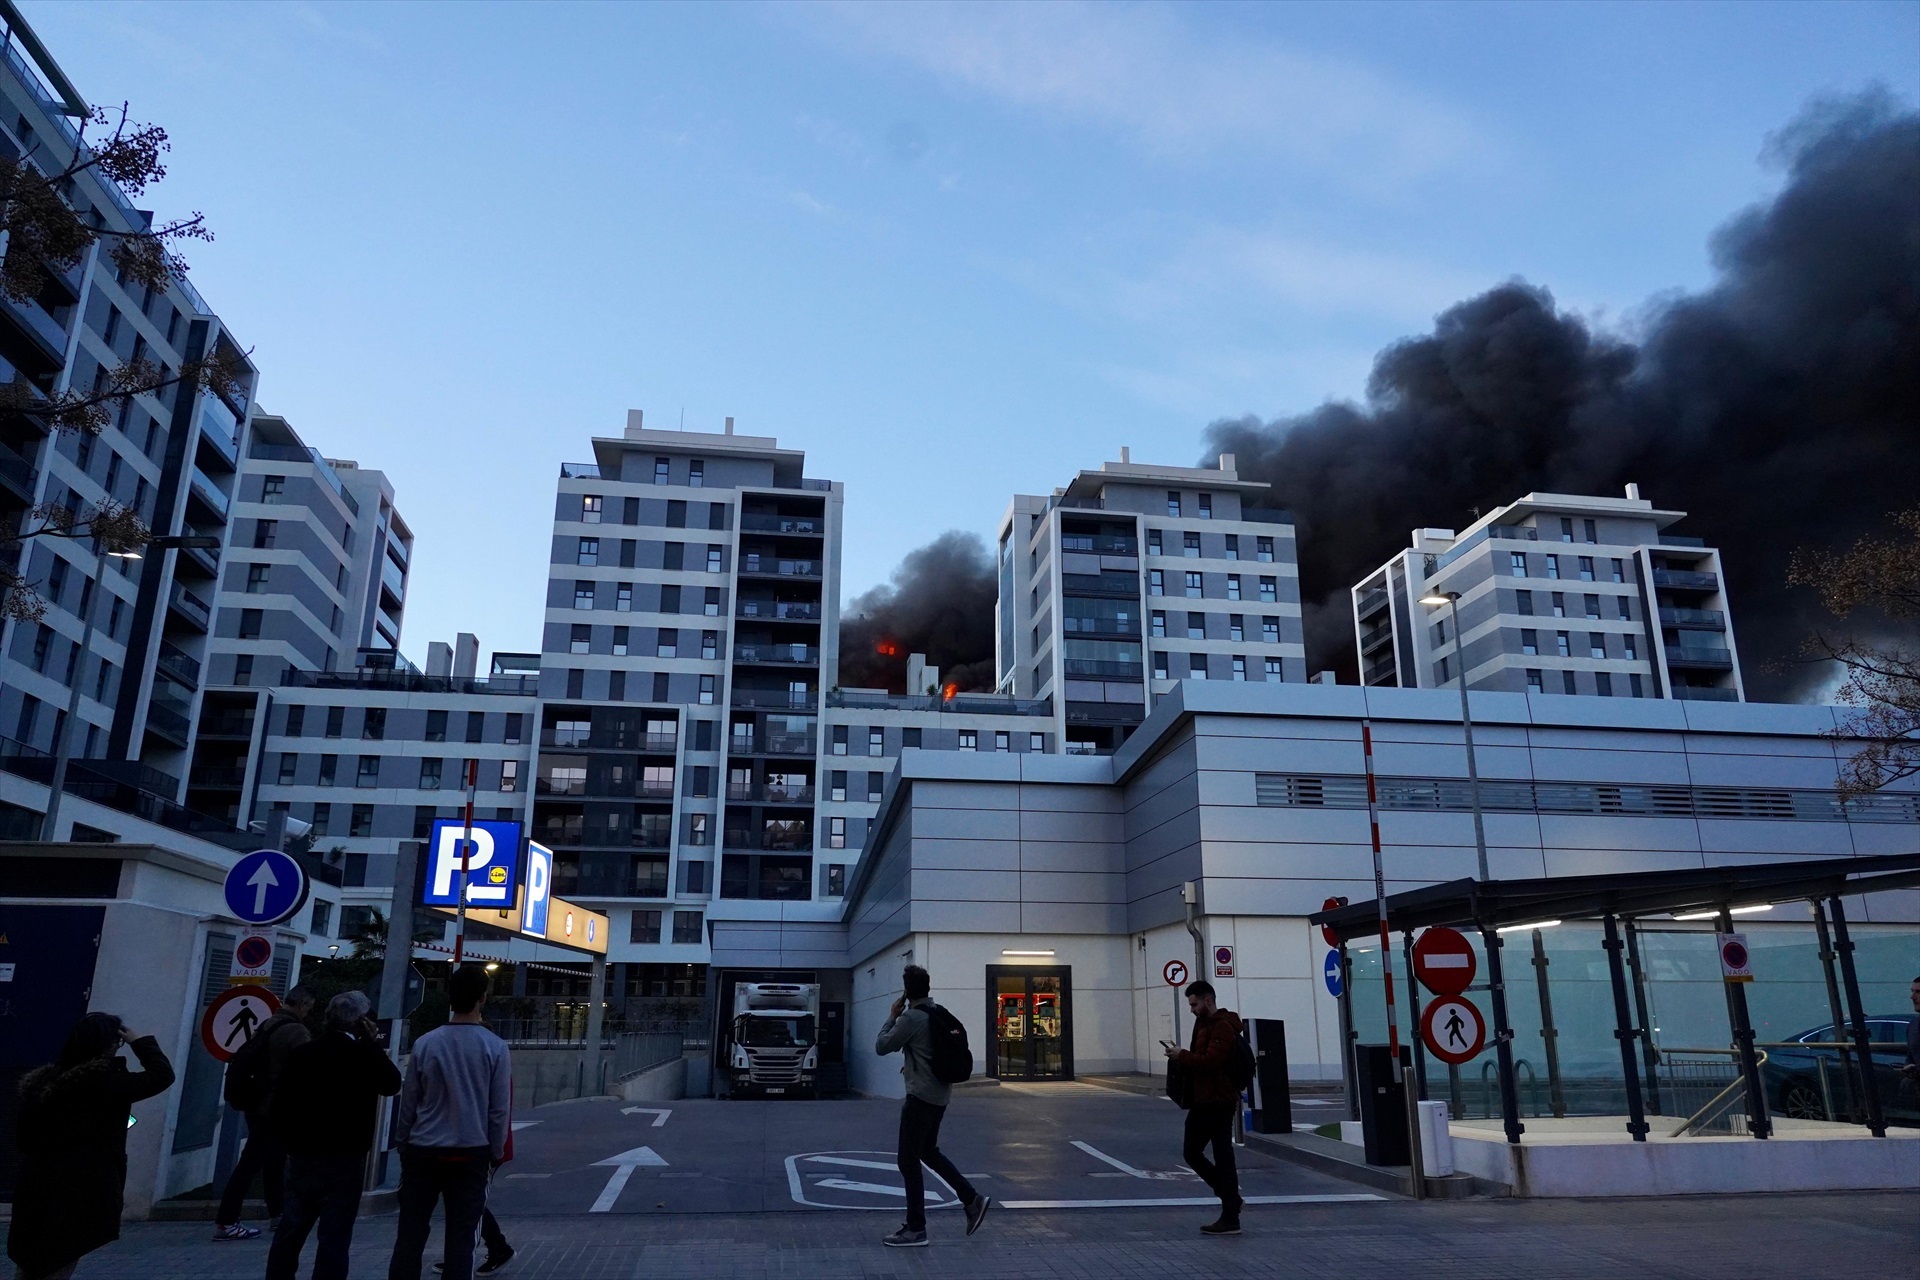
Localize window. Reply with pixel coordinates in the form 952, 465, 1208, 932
561, 623, 588, 656
310, 900, 332, 937
616, 584, 633, 612
1521, 629, 1539, 656
1555, 631, 1571, 657
318, 755, 338, 786
1030, 732, 1045, 752
582, 495, 603, 523
1436, 657, 1450, 684
828, 817, 847, 849
869, 728, 884, 757
1584, 519, 1598, 543
687, 813, 709, 846
309, 804, 332, 838
277, 753, 298, 785
245, 564, 269, 594
1187, 612, 1205, 640
1585, 594, 1602, 619
1611, 558, 1626, 584
666, 500, 687, 529
1256, 536, 1275, 563
1198, 492, 1213, 519
363, 707, 386, 740
654, 456, 670, 485
672, 910, 703, 944
631, 910, 662, 945
500, 761, 518, 792
702, 630, 719, 660
1147, 529, 1163, 556
1552, 592, 1566, 618
1167, 490, 1181, 517
902, 728, 921, 748
1189, 654, 1208, 679
1630, 673, 1644, 697
994, 730, 1010, 752
567, 669, 584, 698
235, 655, 257, 687
553, 718, 591, 748
1560, 518, 1575, 543
253, 519, 277, 549
418, 709, 445, 743
825, 865, 846, 897
1562, 671, 1577, 695
1527, 669, 1543, 692
348, 804, 373, 838
1578, 556, 1596, 581
239, 608, 263, 639
1516, 590, 1534, 616
465, 712, 484, 744
1184, 572, 1203, 598
1264, 657, 1281, 679
656, 627, 677, 658
619, 540, 635, 568
831, 725, 848, 755
662, 542, 684, 572
1545, 555, 1561, 579
689, 459, 704, 488
325, 706, 344, 738
1510, 552, 1527, 577
1590, 633, 1607, 659
286, 705, 305, 737
1148, 569, 1164, 596
703, 587, 720, 616
959, 730, 978, 751
706, 545, 722, 573
1153, 651, 1169, 679
1258, 576, 1277, 602
1434, 617, 1448, 645
1150, 610, 1166, 637
574, 581, 595, 610
1183, 532, 1201, 558
1231, 656, 1247, 681
697, 674, 714, 705
1226, 574, 1242, 601
828, 770, 847, 801
577, 538, 599, 566
1262, 616, 1279, 643
1596, 672, 1614, 697
1228, 614, 1244, 641
1623, 635, 1638, 660
357, 756, 381, 788
708, 503, 727, 531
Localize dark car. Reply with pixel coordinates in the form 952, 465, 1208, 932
1762, 1018, 1917, 1126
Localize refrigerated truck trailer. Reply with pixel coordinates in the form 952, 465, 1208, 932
728, 982, 821, 1098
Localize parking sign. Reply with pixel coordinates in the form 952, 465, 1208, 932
422, 820, 524, 907
522, 841, 554, 936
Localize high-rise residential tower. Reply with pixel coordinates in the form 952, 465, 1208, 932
1352, 487, 1744, 701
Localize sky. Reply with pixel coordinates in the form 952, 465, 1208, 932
22, 0, 1920, 665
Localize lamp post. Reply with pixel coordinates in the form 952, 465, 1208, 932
1419, 590, 1490, 883
41, 533, 221, 841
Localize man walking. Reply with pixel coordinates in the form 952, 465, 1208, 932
1164, 980, 1244, 1235
387, 965, 512, 1280
873, 964, 990, 1248
213, 985, 314, 1241
265, 991, 402, 1280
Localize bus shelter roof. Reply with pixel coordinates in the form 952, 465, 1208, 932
1307, 851, 1920, 945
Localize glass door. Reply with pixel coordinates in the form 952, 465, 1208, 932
988, 967, 1073, 1080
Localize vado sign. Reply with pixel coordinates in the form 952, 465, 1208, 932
1719, 932, 1754, 984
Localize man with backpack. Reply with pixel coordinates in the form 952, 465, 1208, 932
213, 985, 315, 1241
1164, 980, 1248, 1236
873, 964, 990, 1248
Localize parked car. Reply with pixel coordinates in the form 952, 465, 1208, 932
1761, 1018, 1917, 1126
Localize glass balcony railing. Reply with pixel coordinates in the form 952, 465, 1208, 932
155, 642, 201, 689
739, 555, 822, 578
739, 513, 823, 535
167, 584, 212, 630
1666, 645, 1734, 669
1355, 586, 1389, 619
733, 643, 819, 665
1653, 569, 1718, 591
1660, 607, 1726, 630
1671, 685, 1738, 702
731, 690, 817, 710
736, 600, 820, 621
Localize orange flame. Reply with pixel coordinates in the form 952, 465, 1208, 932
942, 683, 958, 701
876, 641, 899, 657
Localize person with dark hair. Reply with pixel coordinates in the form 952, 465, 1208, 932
213, 985, 315, 1241
873, 964, 990, 1248
265, 990, 402, 1280
387, 965, 512, 1280
1164, 979, 1244, 1235
6, 1012, 175, 1280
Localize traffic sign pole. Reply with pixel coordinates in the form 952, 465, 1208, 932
453, 758, 479, 967
1360, 721, 1423, 1197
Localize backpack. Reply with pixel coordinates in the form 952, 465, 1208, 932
1165, 1057, 1195, 1110
222, 1014, 289, 1112
924, 1003, 973, 1085
1227, 1027, 1257, 1093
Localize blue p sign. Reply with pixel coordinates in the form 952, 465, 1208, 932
521, 841, 553, 937
422, 820, 524, 907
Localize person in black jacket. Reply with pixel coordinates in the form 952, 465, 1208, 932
6, 1011, 176, 1280
264, 991, 402, 1280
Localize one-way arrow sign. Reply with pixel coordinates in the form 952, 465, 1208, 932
589, 1146, 668, 1212
620, 1106, 671, 1127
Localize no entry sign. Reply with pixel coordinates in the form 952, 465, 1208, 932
1320, 897, 1348, 948
1413, 926, 1477, 997
1163, 960, 1189, 987
1420, 996, 1486, 1065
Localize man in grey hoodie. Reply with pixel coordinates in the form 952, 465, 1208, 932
873, 964, 990, 1248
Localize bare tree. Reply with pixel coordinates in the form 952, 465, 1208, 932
1788, 507, 1920, 796
0, 103, 247, 618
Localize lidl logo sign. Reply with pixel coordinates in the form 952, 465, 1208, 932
422, 820, 524, 907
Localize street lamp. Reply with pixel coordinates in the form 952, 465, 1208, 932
41, 533, 222, 841
1419, 589, 1491, 882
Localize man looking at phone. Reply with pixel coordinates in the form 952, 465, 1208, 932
1163, 980, 1244, 1235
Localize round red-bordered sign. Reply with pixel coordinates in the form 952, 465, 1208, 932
200, 986, 281, 1063
1420, 996, 1486, 1065
1163, 960, 1189, 987
1413, 926, 1477, 997
235, 935, 272, 971
1320, 897, 1348, 948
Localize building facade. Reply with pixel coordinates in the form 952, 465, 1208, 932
1353, 487, 1744, 702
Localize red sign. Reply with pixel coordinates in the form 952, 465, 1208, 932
199, 986, 280, 1063
1163, 960, 1189, 987
1213, 946, 1234, 978
1413, 927, 1477, 997
1320, 897, 1348, 948
1421, 996, 1486, 1065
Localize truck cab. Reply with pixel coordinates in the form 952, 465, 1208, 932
729, 982, 821, 1098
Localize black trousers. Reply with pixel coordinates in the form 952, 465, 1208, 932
1183, 1101, 1240, 1214
265, 1153, 364, 1280
386, 1146, 490, 1280
216, 1115, 285, 1224
897, 1095, 976, 1231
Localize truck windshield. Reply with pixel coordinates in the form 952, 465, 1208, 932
740, 1015, 815, 1047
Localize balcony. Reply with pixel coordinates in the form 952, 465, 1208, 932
736, 600, 820, 621
0, 436, 37, 501
827, 689, 1052, 716
155, 642, 201, 690
186, 468, 231, 522
727, 783, 815, 805
1062, 659, 1143, 680
1359, 621, 1393, 653
739, 732, 817, 756
731, 689, 816, 710
1660, 607, 1726, 630
1061, 573, 1139, 599
1355, 587, 1389, 619
0, 294, 70, 365
723, 829, 814, 853
739, 513, 823, 536
196, 710, 254, 738
738, 554, 822, 579
1061, 619, 1140, 639
1666, 645, 1734, 670
145, 695, 193, 745
1060, 535, 1138, 555
174, 538, 219, 580
1363, 656, 1399, 685
1653, 569, 1718, 591
167, 584, 212, 631
560, 462, 601, 479
247, 443, 359, 514
190, 765, 247, 790
733, 643, 819, 666
1672, 685, 1738, 702
195, 410, 238, 469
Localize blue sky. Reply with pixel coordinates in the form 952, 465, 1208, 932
25, 1, 1919, 664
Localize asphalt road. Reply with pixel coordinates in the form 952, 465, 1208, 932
489, 1082, 1374, 1216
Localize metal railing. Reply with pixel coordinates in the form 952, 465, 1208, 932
737, 600, 820, 620
733, 643, 818, 665
739, 555, 821, 578
1660, 606, 1725, 629
1653, 568, 1718, 590
739, 513, 822, 535
167, 584, 212, 629
1662, 1048, 1766, 1137
731, 690, 816, 709
1666, 645, 1733, 669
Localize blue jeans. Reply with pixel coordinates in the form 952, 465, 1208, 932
266, 1154, 364, 1280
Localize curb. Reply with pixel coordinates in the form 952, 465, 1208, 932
1243, 1130, 1494, 1199
147, 1188, 399, 1222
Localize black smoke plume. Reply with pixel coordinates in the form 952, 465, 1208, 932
838, 531, 999, 693
1206, 91, 1920, 699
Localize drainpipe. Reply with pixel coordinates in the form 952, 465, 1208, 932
1181, 881, 1205, 981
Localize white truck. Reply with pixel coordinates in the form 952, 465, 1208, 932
727, 982, 821, 1098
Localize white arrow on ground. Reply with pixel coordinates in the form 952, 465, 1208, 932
589, 1146, 668, 1212
620, 1106, 671, 1127
247, 862, 279, 916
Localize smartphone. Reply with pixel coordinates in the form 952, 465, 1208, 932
1159, 1039, 1178, 1052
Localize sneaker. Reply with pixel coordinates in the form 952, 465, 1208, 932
882, 1227, 929, 1248
1200, 1217, 1242, 1236
478, 1248, 516, 1275
964, 1195, 992, 1237
211, 1224, 261, 1241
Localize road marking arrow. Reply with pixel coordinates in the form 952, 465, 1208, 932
246, 862, 279, 916
589, 1146, 668, 1212
619, 1107, 671, 1127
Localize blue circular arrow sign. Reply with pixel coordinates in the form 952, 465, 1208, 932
1323, 949, 1344, 998
224, 849, 309, 926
